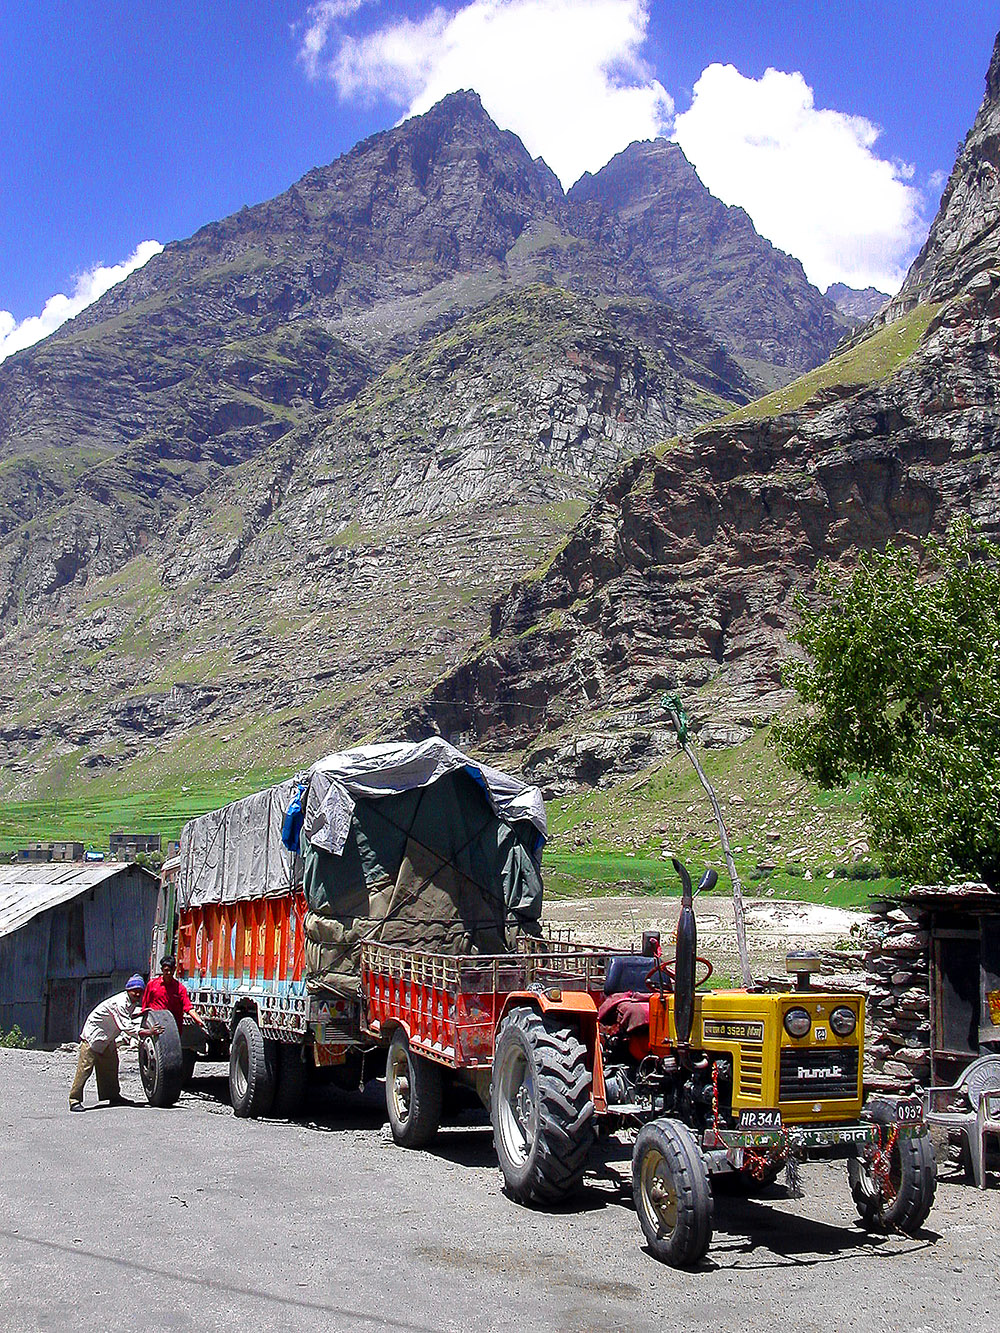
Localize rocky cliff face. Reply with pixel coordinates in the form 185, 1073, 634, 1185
413, 32, 1000, 794
878, 31, 1000, 324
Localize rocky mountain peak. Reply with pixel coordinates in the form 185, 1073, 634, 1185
879, 27, 1000, 320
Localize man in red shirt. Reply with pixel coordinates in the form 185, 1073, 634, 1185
142, 954, 207, 1039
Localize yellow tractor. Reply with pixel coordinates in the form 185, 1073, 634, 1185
489, 857, 936, 1267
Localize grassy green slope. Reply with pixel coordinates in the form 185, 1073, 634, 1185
713, 303, 941, 428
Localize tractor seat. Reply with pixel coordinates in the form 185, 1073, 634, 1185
604, 954, 663, 996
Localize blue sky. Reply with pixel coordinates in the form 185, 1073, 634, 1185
1, 2, 996, 358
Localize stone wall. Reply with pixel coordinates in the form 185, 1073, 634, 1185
860, 900, 931, 1088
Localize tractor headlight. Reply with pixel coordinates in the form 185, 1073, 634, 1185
830, 1006, 857, 1037
784, 1007, 811, 1038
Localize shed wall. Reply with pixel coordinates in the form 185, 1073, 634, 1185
0, 868, 158, 1043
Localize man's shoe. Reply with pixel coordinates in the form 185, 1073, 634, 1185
106, 1096, 135, 1107
69, 1102, 84, 1112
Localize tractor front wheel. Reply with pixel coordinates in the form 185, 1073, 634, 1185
851, 1100, 936, 1234
632, 1119, 714, 1268
490, 1007, 595, 1206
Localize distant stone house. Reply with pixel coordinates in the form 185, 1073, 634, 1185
51, 841, 85, 863
109, 831, 161, 858
0, 863, 159, 1043
16, 845, 52, 864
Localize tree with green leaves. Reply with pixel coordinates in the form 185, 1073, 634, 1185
775, 521, 1000, 887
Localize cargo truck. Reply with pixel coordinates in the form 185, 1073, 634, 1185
141, 739, 936, 1267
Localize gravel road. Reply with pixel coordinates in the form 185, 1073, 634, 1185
1, 1046, 998, 1332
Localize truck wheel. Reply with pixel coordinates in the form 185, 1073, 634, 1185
385, 1029, 443, 1147
852, 1100, 936, 1234
229, 1016, 276, 1119
632, 1119, 714, 1268
273, 1042, 308, 1119
139, 1010, 184, 1108
490, 1007, 595, 1205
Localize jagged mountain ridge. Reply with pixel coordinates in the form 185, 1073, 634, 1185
0, 92, 841, 617
412, 32, 1000, 794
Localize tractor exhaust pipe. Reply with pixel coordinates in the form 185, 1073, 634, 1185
671, 858, 717, 1054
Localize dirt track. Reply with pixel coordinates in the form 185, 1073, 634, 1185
2, 1045, 999, 1332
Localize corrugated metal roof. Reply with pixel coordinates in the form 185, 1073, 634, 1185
0, 864, 149, 941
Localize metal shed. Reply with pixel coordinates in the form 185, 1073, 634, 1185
0, 862, 159, 1044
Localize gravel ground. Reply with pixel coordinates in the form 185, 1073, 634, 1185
1, 1045, 998, 1332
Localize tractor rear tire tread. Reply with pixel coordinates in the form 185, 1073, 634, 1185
491, 1008, 595, 1206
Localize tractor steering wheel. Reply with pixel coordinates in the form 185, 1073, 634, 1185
645, 957, 714, 989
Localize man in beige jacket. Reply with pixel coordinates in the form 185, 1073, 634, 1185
69, 975, 148, 1110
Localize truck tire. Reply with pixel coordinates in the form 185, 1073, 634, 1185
139, 1010, 184, 1108
385, 1029, 443, 1148
852, 1100, 936, 1234
229, 1016, 276, 1119
632, 1118, 714, 1268
490, 1007, 595, 1205
273, 1041, 308, 1119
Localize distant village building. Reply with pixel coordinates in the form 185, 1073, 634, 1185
0, 863, 159, 1043
15, 842, 86, 864
16, 845, 52, 864
109, 831, 162, 858
51, 841, 85, 863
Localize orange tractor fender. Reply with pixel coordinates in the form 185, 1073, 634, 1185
495, 989, 607, 1114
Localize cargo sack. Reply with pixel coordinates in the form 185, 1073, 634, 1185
302, 767, 539, 997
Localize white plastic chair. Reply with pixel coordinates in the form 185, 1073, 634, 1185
924, 1054, 1000, 1188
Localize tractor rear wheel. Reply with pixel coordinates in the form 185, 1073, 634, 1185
851, 1100, 936, 1234
138, 1010, 184, 1108
490, 1007, 595, 1206
385, 1029, 444, 1148
229, 1016, 276, 1119
632, 1119, 714, 1268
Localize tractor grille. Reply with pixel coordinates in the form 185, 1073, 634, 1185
738, 1043, 764, 1098
780, 1047, 859, 1100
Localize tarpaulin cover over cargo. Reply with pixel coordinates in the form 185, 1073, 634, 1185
177, 739, 547, 997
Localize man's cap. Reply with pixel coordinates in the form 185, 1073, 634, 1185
126, 974, 145, 991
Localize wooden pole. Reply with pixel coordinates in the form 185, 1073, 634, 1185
664, 696, 755, 989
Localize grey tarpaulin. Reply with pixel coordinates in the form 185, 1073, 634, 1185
175, 741, 547, 998
177, 777, 303, 909
303, 738, 546, 855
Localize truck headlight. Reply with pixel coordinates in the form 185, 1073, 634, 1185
830, 1006, 857, 1037
784, 1007, 811, 1038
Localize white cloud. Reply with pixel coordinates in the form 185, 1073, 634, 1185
672, 65, 925, 293
300, 0, 673, 189
298, 0, 373, 79
0, 240, 164, 366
